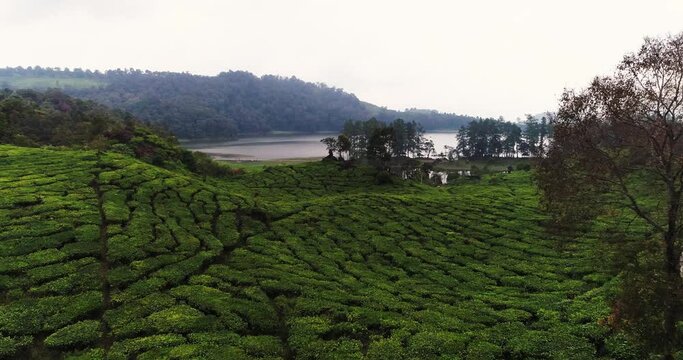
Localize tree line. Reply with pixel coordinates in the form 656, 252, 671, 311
0, 67, 478, 139
321, 118, 433, 161
323, 115, 553, 162
454, 115, 552, 159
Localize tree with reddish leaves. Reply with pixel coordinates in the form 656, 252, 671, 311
539, 33, 683, 357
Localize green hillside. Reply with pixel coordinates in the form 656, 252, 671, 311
0, 67, 478, 139
0, 145, 636, 359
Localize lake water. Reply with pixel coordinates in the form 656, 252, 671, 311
183, 131, 459, 161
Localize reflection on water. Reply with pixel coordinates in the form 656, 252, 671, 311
183, 134, 332, 160
183, 132, 458, 161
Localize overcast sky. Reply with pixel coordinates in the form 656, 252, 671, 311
3, 0, 683, 120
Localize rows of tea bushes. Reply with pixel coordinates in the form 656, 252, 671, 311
0, 146, 264, 359
218, 166, 631, 359
0, 145, 637, 359
0, 146, 103, 359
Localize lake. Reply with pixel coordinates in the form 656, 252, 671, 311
183, 132, 459, 160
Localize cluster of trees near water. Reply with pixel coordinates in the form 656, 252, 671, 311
321, 115, 553, 163
321, 119, 442, 184
320, 118, 434, 161
0, 67, 478, 139
454, 115, 552, 159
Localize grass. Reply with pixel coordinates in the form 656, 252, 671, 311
0, 145, 634, 359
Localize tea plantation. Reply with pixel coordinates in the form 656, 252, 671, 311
0, 145, 635, 359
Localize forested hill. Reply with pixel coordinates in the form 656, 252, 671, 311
0, 89, 238, 177
0, 67, 478, 139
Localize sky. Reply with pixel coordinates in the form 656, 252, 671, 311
2, 0, 683, 120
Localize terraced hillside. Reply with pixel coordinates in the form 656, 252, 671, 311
0, 145, 629, 359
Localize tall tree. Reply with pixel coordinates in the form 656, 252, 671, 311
456, 125, 469, 158
538, 116, 548, 156
538, 33, 683, 358
337, 134, 351, 160
503, 122, 522, 157
422, 139, 435, 158
454, 118, 524, 159
320, 137, 338, 158
523, 115, 540, 156
366, 126, 393, 164
341, 118, 426, 161
390, 118, 408, 157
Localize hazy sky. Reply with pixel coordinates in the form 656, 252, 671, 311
3, 0, 683, 120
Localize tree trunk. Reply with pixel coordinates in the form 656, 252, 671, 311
664, 232, 679, 359
664, 186, 681, 359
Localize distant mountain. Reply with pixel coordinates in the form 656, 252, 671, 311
0, 67, 477, 139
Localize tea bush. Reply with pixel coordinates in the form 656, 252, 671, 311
0, 145, 635, 359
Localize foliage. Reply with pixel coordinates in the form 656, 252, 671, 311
44, 320, 101, 348
538, 32, 683, 357
455, 116, 551, 159
0, 89, 238, 178
0, 67, 478, 139
342, 118, 427, 160
0, 144, 634, 358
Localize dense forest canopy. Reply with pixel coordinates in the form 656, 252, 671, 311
0, 67, 478, 139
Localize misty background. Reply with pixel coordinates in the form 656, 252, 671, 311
2, 0, 683, 120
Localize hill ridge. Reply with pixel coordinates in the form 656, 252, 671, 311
0, 67, 478, 139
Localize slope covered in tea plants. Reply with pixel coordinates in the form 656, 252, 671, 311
0, 145, 630, 359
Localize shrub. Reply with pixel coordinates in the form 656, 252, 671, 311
45, 320, 101, 348
239, 335, 283, 358
366, 337, 405, 360
604, 333, 643, 360
516, 163, 531, 171
185, 151, 243, 177
407, 331, 469, 359
0, 335, 32, 357
465, 341, 502, 360
108, 334, 187, 358
507, 330, 595, 359
147, 305, 217, 333
375, 171, 393, 185
110, 143, 135, 157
